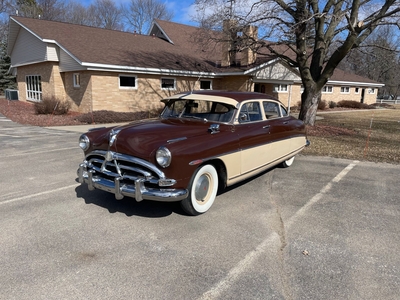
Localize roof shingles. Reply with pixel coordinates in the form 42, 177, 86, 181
10, 16, 383, 85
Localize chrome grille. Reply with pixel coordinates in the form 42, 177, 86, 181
86, 150, 165, 185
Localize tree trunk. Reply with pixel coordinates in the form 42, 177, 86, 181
298, 89, 321, 126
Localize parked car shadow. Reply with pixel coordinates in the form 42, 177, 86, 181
75, 181, 185, 218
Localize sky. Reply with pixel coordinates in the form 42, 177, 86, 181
79, 0, 198, 26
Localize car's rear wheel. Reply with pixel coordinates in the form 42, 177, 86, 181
180, 164, 218, 216
282, 156, 295, 168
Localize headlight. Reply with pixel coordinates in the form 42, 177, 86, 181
79, 134, 90, 151
156, 146, 171, 168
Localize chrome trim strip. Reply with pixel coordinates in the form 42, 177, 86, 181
167, 137, 187, 143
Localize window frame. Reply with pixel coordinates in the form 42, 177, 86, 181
119, 75, 137, 89
161, 77, 176, 90
200, 80, 212, 90
263, 101, 282, 119
368, 88, 376, 94
354, 87, 360, 94
322, 85, 333, 93
73, 73, 80, 88
273, 84, 288, 93
238, 101, 263, 123
25, 75, 42, 102
340, 86, 350, 94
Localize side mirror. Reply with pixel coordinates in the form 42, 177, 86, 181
239, 113, 248, 122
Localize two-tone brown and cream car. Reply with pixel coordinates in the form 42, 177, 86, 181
78, 90, 309, 215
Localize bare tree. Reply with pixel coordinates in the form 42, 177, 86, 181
342, 27, 400, 99
194, 0, 400, 125
6, 0, 66, 20
37, 0, 66, 21
87, 0, 124, 30
63, 1, 91, 26
123, 0, 174, 34
0, 0, 7, 13
8, 0, 42, 18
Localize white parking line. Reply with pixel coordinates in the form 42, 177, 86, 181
0, 184, 79, 206
198, 160, 360, 300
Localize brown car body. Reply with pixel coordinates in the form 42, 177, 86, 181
78, 90, 309, 215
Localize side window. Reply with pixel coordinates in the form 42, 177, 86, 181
280, 105, 288, 116
263, 101, 281, 119
239, 102, 262, 123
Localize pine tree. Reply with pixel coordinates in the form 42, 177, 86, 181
0, 42, 17, 95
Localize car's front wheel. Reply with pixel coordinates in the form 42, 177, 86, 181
282, 156, 295, 168
180, 164, 218, 216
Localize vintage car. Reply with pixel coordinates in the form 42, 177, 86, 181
77, 90, 309, 215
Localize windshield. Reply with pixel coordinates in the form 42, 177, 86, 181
161, 99, 235, 123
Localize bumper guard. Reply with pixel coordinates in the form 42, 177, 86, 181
78, 163, 188, 202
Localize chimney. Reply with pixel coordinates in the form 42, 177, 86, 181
221, 19, 238, 67
240, 25, 258, 66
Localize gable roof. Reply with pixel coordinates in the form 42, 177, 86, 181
7, 16, 383, 86
8, 16, 222, 75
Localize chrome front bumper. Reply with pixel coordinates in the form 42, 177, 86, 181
77, 163, 188, 202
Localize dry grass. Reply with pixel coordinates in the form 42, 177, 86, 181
303, 105, 400, 164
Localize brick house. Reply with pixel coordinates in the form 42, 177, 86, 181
7, 16, 384, 113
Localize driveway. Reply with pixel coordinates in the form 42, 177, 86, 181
1, 117, 399, 300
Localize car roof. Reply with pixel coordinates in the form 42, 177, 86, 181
163, 90, 281, 107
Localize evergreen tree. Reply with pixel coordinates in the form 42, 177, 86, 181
0, 42, 17, 95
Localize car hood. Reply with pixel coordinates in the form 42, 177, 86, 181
104, 118, 215, 159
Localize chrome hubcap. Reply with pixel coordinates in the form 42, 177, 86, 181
195, 174, 210, 202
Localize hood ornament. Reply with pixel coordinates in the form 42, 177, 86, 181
109, 129, 121, 147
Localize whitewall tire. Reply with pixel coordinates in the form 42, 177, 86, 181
180, 164, 218, 216
282, 156, 295, 168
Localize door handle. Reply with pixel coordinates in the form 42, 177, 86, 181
263, 125, 270, 129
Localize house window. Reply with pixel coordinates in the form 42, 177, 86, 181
355, 87, 360, 94
73, 73, 80, 88
119, 75, 137, 89
341, 86, 350, 94
200, 80, 212, 90
368, 88, 375, 94
322, 85, 333, 93
26, 75, 42, 102
161, 78, 176, 90
300, 85, 304, 93
273, 84, 288, 93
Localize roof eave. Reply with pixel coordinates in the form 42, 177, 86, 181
83, 62, 217, 77
327, 80, 384, 87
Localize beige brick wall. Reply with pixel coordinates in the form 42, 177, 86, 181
15, 63, 379, 113
319, 86, 377, 105
90, 72, 206, 113
64, 71, 93, 113
256, 83, 379, 107
16, 62, 60, 102
214, 76, 253, 91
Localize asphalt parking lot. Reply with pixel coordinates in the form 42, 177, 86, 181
1, 115, 399, 300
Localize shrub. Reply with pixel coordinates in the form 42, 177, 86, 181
328, 101, 337, 109
34, 97, 71, 115
337, 100, 371, 109
318, 100, 327, 110
75, 108, 163, 124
